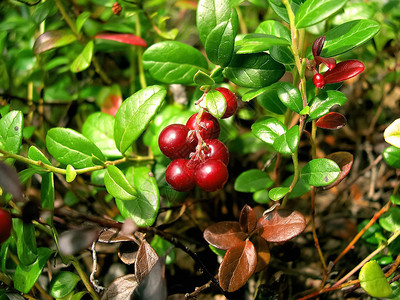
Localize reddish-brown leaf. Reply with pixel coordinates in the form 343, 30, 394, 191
323, 152, 354, 190
239, 205, 257, 234
218, 240, 257, 292
314, 56, 336, 70
316, 112, 347, 130
101, 274, 138, 300
33, 30, 76, 54
323, 60, 364, 84
256, 209, 306, 243
135, 241, 158, 283
312, 36, 325, 57
203, 221, 247, 250
95, 33, 147, 47
253, 236, 270, 273
118, 242, 139, 265
98, 228, 137, 244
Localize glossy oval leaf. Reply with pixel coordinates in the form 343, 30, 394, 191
276, 82, 303, 113
256, 88, 288, 114
218, 240, 257, 292
255, 20, 291, 41
257, 209, 306, 242
273, 125, 299, 155
46, 128, 105, 169
14, 219, 37, 266
235, 33, 290, 54
33, 30, 76, 54
300, 158, 340, 187
115, 166, 159, 226
223, 53, 285, 88
76, 11, 91, 34
70, 41, 93, 73
321, 19, 381, 57
203, 221, 247, 250
206, 89, 226, 119
50, 271, 80, 299
82, 112, 122, 158
114, 85, 166, 154
384, 118, 400, 148
379, 207, 400, 233
95, 33, 147, 47
309, 90, 347, 120
269, 187, 290, 201
269, 45, 295, 66
268, 0, 300, 24
295, 0, 348, 29
104, 165, 137, 201
193, 70, 215, 86
251, 117, 287, 145
143, 41, 208, 84
316, 112, 347, 130
239, 205, 257, 234
0, 110, 23, 155
323, 152, 353, 190
359, 260, 392, 298
234, 169, 274, 193
383, 146, 400, 169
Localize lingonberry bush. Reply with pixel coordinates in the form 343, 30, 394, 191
1, 0, 400, 299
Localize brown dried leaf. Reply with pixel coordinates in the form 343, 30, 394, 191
98, 228, 137, 244
118, 242, 139, 265
135, 241, 159, 283
256, 209, 306, 243
203, 221, 247, 250
239, 205, 257, 234
253, 236, 270, 273
323, 152, 354, 190
101, 274, 138, 300
218, 240, 257, 292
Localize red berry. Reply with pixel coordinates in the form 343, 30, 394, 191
194, 160, 228, 192
166, 159, 196, 192
215, 87, 238, 119
186, 112, 220, 140
159, 124, 196, 160
202, 139, 229, 165
312, 73, 325, 89
0, 208, 12, 244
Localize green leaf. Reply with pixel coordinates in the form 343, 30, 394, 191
46, 128, 106, 169
234, 33, 290, 54
268, 0, 300, 24
32, 0, 57, 24
253, 189, 270, 204
28, 145, 51, 166
379, 207, 400, 233
321, 19, 381, 57
332, 3, 375, 25
76, 11, 91, 34
193, 70, 215, 86
209, 245, 227, 257
115, 166, 160, 226
358, 220, 383, 245
41, 172, 54, 211
33, 30, 77, 55
301, 158, 340, 187
390, 194, 400, 205
143, 41, 208, 84
197, 0, 238, 66
0, 110, 23, 156
104, 165, 137, 201
50, 271, 80, 299
114, 85, 166, 153
309, 91, 347, 120
269, 45, 295, 66
206, 89, 226, 119
82, 112, 122, 158
269, 187, 290, 201
151, 235, 176, 265
66, 165, 77, 183
359, 260, 392, 298
384, 118, 400, 148
295, 0, 348, 28
383, 146, 400, 169
234, 169, 273, 193
13, 219, 37, 266
70, 41, 93, 73
223, 53, 285, 88
256, 88, 287, 115
273, 125, 299, 155
276, 82, 303, 113
14, 248, 53, 294
255, 20, 291, 41
251, 117, 286, 145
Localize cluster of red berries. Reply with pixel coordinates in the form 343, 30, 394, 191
0, 208, 12, 244
311, 36, 365, 89
158, 87, 237, 192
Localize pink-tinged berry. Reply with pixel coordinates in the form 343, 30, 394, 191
202, 139, 229, 165
215, 87, 238, 119
0, 208, 12, 244
194, 160, 228, 192
186, 112, 220, 140
313, 73, 325, 89
158, 124, 196, 160
165, 159, 196, 192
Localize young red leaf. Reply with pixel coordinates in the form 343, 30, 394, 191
204, 221, 247, 250
314, 56, 336, 70
316, 112, 347, 130
323, 60, 365, 84
95, 33, 147, 47
256, 209, 306, 243
323, 152, 354, 190
312, 36, 325, 57
218, 240, 257, 292
135, 241, 158, 283
239, 205, 257, 234
253, 236, 270, 273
